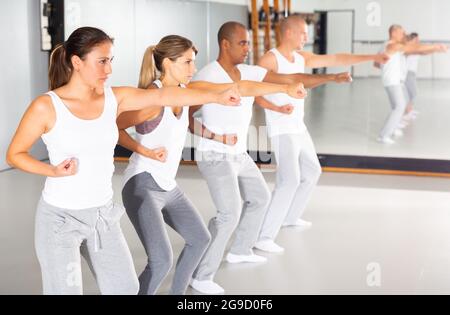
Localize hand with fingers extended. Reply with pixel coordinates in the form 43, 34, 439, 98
277, 104, 294, 115
53, 158, 78, 177
287, 82, 307, 99
334, 72, 353, 83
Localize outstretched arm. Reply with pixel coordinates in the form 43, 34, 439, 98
300, 51, 389, 68
264, 70, 352, 89
258, 51, 352, 88
114, 85, 240, 116
188, 80, 307, 99
388, 42, 448, 55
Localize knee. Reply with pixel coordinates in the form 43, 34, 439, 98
149, 249, 173, 277
244, 187, 271, 212
215, 210, 241, 233
197, 230, 212, 252
186, 227, 211, 252
259, 187, 272, 209
276, 174, 301, 192
308, 165, 322, 184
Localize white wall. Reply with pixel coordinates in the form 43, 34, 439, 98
65, 0, 248, 87
294, 0, 449, 40
0, 0, 49, 171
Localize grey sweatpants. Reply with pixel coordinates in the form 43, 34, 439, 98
122, 172, 210, 295
193, 151, 271, 281
405, 71, 417, 102
379, 84, 409, 139
259, 132, 322, 242
35, 198, 139, 295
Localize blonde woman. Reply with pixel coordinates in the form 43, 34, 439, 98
118, 35, 306, 295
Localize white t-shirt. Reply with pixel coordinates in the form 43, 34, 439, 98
192, 61, 267, 155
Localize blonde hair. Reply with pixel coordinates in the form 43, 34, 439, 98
280, 15, 307, 37
138, 35, 198, 89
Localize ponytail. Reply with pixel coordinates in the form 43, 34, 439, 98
48, 43, 71, 90
138, 45, 157, 89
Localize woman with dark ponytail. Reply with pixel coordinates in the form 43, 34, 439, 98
5, 26, 240, 295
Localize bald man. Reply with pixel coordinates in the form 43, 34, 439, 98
378, 24, 447, 144
254, 15, 390, 253
188, 21, 352, 294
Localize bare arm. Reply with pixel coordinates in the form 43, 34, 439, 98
258, 51, 351, 88
255, 96, 294, 114
116, 107, 161, 130
118, 129, 167, 162
264, 70, 352, 89
113, 85, 240, 116
188, 105, 237, 146
388, 42, 448, 55
188, 80, 306, 99
6, 96, 77, 177
301, 51, 389, 68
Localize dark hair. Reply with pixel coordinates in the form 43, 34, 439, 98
48, 27, 114, 90
217, 21, 246, 46
409, 32, 419, 39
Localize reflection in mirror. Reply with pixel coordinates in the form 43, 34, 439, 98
291, 0, 450, 162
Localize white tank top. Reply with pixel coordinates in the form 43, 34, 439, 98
41, 87, 119, 210
264, 48, 307, 138
123, 80, 189, 191
382, 42, 407, 86
406, 55, 420, 73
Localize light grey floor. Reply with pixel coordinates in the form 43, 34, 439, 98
1, 163, 450, 295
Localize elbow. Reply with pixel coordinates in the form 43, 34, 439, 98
6, 151, 16, 168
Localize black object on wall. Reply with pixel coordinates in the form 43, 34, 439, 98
47, 0, 65, 49
313, 11, 327, 74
